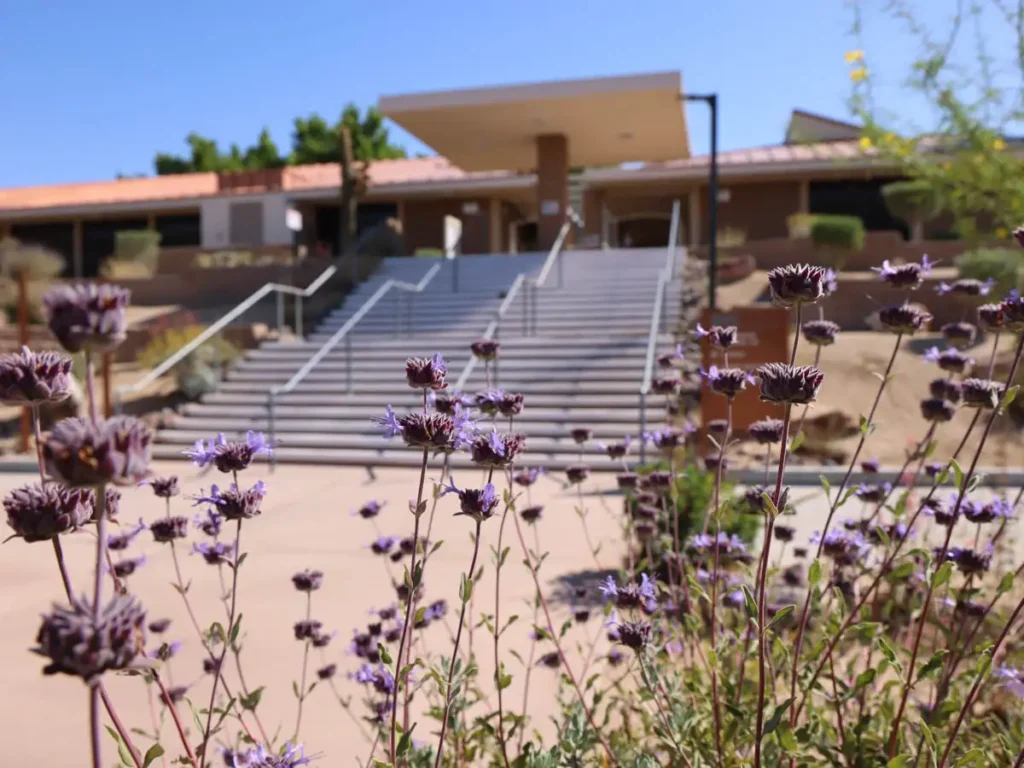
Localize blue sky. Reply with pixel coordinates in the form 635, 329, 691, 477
0, 0, 1010, 187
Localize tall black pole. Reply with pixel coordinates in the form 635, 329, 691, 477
708, 94, 719, 310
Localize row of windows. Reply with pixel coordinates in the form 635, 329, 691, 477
7, 214, 201, 277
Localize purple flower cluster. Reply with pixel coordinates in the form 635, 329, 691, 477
183, 430, 274, 473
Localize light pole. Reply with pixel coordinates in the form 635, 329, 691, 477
683, 93, 719, 310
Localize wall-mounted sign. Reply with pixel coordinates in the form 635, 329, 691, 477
443, 215, 463, 258
461, 201, 480, 215
286, 208, 303, 232
717, 189, 731, 204
540, 200, 560, 216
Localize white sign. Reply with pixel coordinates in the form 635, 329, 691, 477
461, 201, 480, 215
286, 208, 303, 232
717, 189, 731, 204
443, 215, 463, 258
540, 199, 560, 216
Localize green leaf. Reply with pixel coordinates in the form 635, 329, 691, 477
808, 560, 822, 585
761, 492, 780, 518
104, 725, 133, 767
878, 636, 901, 674
954, 748, 987, 767
763, 698, 793, 736
396, 724, 416, 756
819, 474, 832, 502
379, 643, 392, 665
859, 414, 871, 435
932, 561, 953, 589
459, 574, 473, 603
414, 607, 427, 626
412, 563, 423, 588
853, 668, 876, 691
789, 430, 805, 453
372, 761, 393, 768
497, 671, 512, 690
888, 561, 915, 581
741, 585, 758, 618
230, 613, 243, 644
998, 571, 1014, 595
239, 686, 264, 711
887, 757, 912, 768
916, 650, 948, 683
950, 458, 964, 492
768, 605, 795, 630
776, 720, 798, 752
143, 744, 165, 767
999, 384, 1020, 414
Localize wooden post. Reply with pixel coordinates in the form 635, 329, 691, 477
17, 271, 29, 453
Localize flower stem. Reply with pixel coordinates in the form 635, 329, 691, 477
293, 591, 313, 742
890, 332, 1024, 757
389, 446, 430, 765
517, 524, 542, 753
492, 474, 514, 768
788, 331, 903, 725
637, 655, 690, 766
792, 346, 822, 439
433, 520, 484, 768
754, 402, 792, 768
707, 398, 731, 767
199, 518, 244, 767
153, 670, 198, 766
509, 506, 615, 762
91, 483, 108, 768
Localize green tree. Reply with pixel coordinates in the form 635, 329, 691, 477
846, 0, 1024, 242
153, 104, 405, 175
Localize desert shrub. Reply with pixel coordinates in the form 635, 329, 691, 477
110, 230, 161, 276
414, 248, 445, 257
882, 179, 940, 240
810, 214, 866, 252
195, 250, 298, 269
787, 212, 819, 239
956, 247, 1024, 296
137, 324, 240, 372
100, 259, 155, 280
717, 227, 747, 248
0, 237, 66, 280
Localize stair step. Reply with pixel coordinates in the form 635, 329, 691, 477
201, 391, 650, 409
214, 379, 648, 396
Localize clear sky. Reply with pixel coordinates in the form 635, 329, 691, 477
0, 0, 1011, 188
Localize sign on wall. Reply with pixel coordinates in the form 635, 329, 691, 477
699, 306, 790, 435
443, 216, 463, 258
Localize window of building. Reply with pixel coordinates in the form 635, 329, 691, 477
809, 178, 908, 238
9, 222, 75, 276
82, 218, 148, 277
155, 213, 201, 247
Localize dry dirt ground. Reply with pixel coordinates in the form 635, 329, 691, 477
0, 461, 628, 766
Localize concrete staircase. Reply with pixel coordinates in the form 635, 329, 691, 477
152, 249, 684, 470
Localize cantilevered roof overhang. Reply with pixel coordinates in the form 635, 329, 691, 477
379, 71, 690, 172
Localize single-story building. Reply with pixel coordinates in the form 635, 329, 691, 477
0, 71, 919, 276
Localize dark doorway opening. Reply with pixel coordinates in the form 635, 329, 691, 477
82, 218, 148, 277
314, 202, 399, 255
9, 221, 75, 276
809, 177, 908, 238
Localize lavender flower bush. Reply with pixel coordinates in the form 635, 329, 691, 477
13, 235, 1024, 767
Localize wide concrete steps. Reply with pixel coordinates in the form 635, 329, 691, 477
199, 390, 648, 409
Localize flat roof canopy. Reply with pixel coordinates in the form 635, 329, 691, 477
379, 71, 690, 172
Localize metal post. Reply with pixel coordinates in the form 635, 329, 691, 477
276, 291, 285, 334
557, 245, 564, 289
452, 256, 459, 293
294, 295, 303, 340
213, 332, 222, 383
639, 394, 648, 464
268, 392, 277, 471
708, 94, 719, 310
408, 294, 415, 337
394, 291, 400, 334
522, 281, 529, 335
531, 281, 538, 336
345, 334, 353, 394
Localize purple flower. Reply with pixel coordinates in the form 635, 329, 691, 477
512, 467, 544, 487
139, 475, 180, 499
44, 416, 152, 488
148, 618, 171, 634
861, 458, 880, 474
43, 283, 130, 353
872, 256, 933, 289
353, 500, 384, 519
369, 535, 399, 555
598, 435, 632, 459
194, 481, 266, 521
812, 529, 870, 565
0, 347, 73, 405
996, 665, 1024, 698
292, 569, 324, 592
748, 418, 785, 445
520, 504, 543, 523
470, 430, 524, 468
756, 363, 824, 405
148, 516, 189, 544
964, 497, 1013, 524
192, 540, 235, 566
943, 545, 992, 574
920, 398, 957, 423
823, 268, 839, 296
978, 303, 1006, 332
294, 619, 323, 641
801, 319, 840, 346
922, 497, 955, 526
961, 378, 1004, 409
565, 465, 590, 485
353, 663, 395, 695
405, 353, 448, 390
767, 264, 828, 306
923, 346, 974, 375
688, 532, 748, 561
645, 425, 691, 452
470, 339, 500, 361
878, 303, 933, 335
615, 619, 653, 652
498, 391, 525, 417
33, 593, 146, 682
651, 376, 682, 396
616, 472, 639, 490
475, 389, 505, 416
854, 483, 891, 504
657, 344, 685, 368
1003, 289, 1024, 332
429, 391, 464, 416
937, 278, 995, 297
941, 322, 977, 349
598, 574, 657, 611
701, 365, 755, 399
194, 509, 223, 538
441, 477, 500, 522
149, 640, 181, 661
183, 431, 274, 472
930, 378, 962, 404
3, 483, 91, 543
222, 742, 311, 768
111, 554, 146, 578
107, 519, 146, 551
374, 405, 475, 454
694, 324, 738, 349
607, 648, 625, 666
570, 427, 592, 445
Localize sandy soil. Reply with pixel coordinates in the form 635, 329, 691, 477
0, 461, 628, 766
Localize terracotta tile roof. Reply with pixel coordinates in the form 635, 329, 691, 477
0, 173, 219, 212
642, 140, 874, 171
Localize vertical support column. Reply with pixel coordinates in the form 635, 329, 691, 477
688, 191, 701, 247
73, 219, 84, 278
536, 134, 569, 252
799, 179, 810, 214
488, 197, 502, 254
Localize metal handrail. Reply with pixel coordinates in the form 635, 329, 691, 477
266, 261, 442, 462
453, 209, 579, 391
638, 199, 682, 464
113, 263, 339, 414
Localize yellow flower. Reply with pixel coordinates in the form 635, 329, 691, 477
845, 49, 865, 63
850, 68, 869, 82
859, 136, 873, 150
993, 138, 1007, 151
996, 227, 1009, 239
883, 132, 897, 144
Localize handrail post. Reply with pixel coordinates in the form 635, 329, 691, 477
531, 281, 538, 336
522, 281, 529, 335
268, 391, 277, 472
452, 256, 459, 293
295, 296, 303, 340
639, 393, 647, 465
345, 334, 353, 394
394, 292, 401, 334
276, 292, 285, 335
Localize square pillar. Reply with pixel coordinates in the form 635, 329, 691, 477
688, 190, 701, 247
536, 133, 568, 251
581, 187, 604, 248
799, 179, 810, 213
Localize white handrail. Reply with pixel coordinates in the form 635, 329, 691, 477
114, 262, 339, 413
638, 199, 682, 463
266, 261, 442, 464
